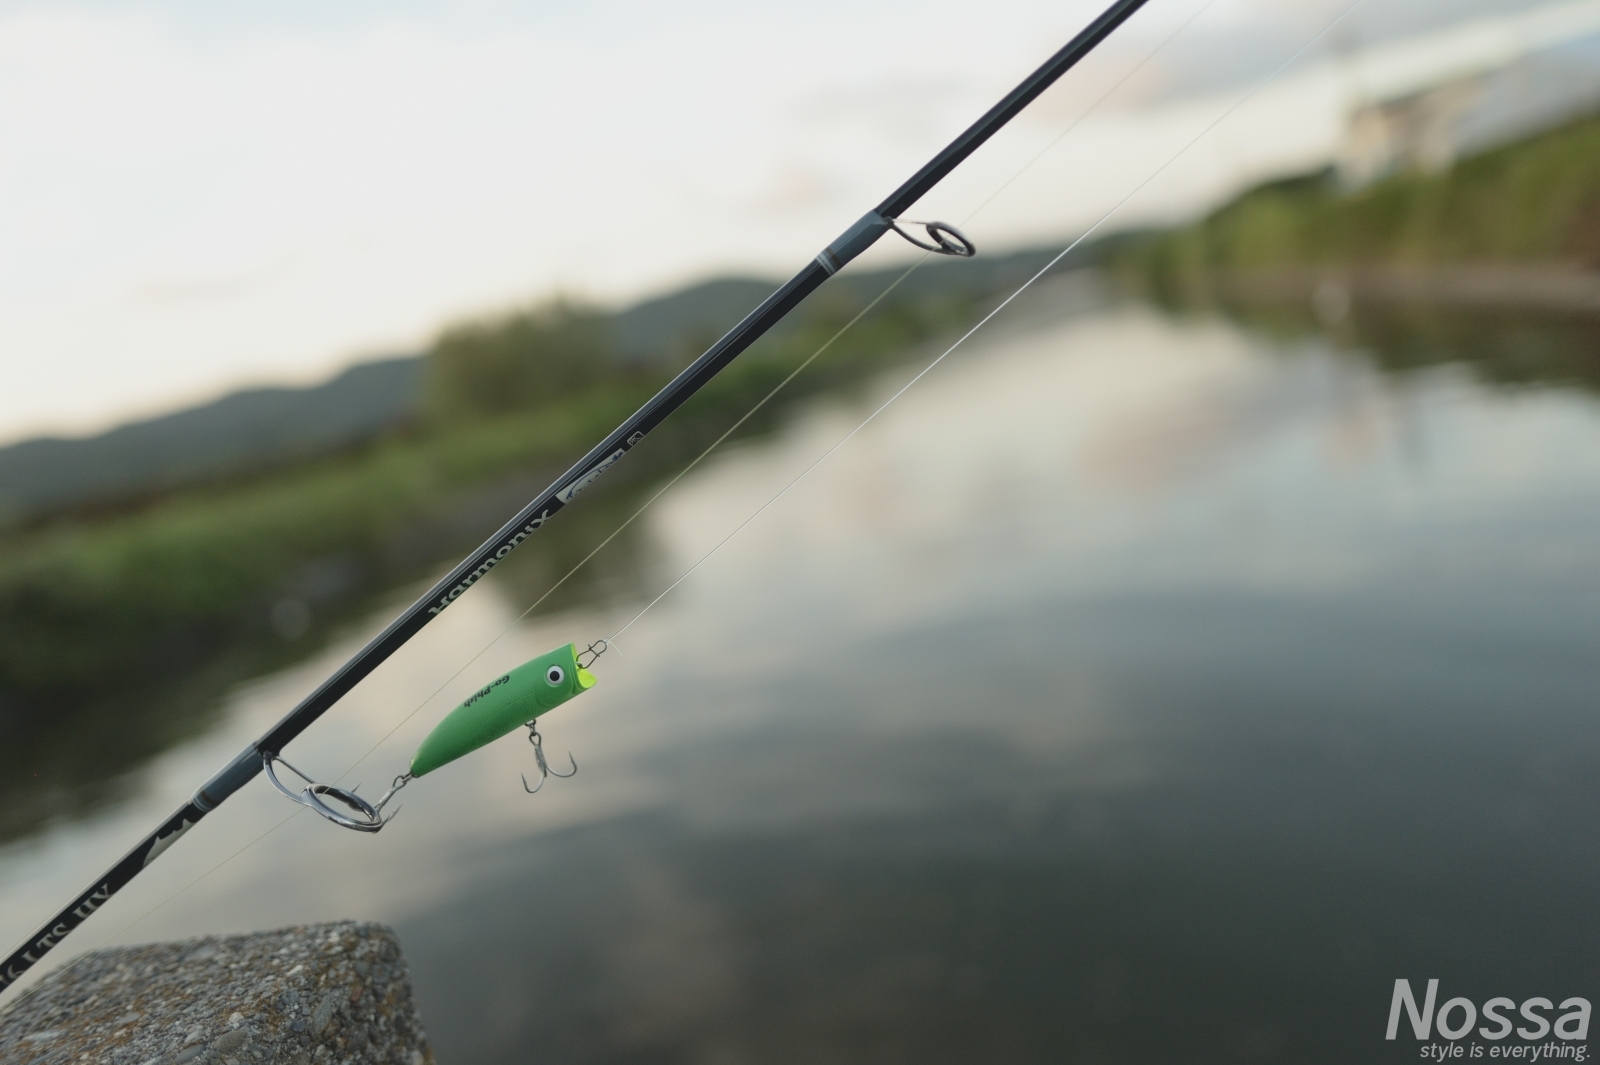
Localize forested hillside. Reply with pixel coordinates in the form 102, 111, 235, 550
1118, 111, 1600, 300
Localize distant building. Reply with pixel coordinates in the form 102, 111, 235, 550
1334, 0, 1600, 188
1340, 79, 1487, 187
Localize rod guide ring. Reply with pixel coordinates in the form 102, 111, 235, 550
889, 219, 976, 257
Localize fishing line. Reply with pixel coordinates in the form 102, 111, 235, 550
326, 0, 1219, 781
607, 0, 1366, 642
958, 0, 1219, 228
71, 0, 1355, 961
281, 4, 1200, 798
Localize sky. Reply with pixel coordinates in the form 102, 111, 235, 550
0, 0, 1582, 444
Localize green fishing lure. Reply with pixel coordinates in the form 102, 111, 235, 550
410, 643, 596, 777
263, 641, 599, 832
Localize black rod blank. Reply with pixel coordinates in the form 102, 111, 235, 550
2, 0, 1152, 994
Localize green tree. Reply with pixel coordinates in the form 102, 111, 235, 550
426, 299, 614, 421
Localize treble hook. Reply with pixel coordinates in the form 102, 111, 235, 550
521, 722, 577, 794
263, 751, 409, 833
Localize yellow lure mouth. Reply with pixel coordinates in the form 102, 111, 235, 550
577, 666, 597, 690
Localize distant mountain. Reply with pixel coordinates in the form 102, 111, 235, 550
0, 280, 803, 526
606, 250, 1070, 361
0, 357, 424, 525
0, 245, 1087, 527
611, 278, 782, 362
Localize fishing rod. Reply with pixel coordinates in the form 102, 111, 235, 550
1, 0, 1152, 993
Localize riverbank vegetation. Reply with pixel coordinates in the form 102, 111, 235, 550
0, 248, 1063, 838
1108, 109, 1600, 399
1117, 111, 1600, 302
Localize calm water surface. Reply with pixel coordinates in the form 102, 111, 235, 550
4, 294, 1599, 1063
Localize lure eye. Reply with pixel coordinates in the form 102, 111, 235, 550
545, 665, 565, 686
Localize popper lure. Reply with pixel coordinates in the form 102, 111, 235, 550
264, 643, 601, 832
4, 0, 1153, 992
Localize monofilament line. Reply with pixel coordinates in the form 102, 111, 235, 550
958, 0, 1219, 229
323, 0, 1225, 769
609, 0, 1365, 642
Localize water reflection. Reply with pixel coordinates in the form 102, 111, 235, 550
3, 296, 1599, 1064
1224, 297, 1600, 397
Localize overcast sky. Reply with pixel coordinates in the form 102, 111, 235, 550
0, 0, 1576, 444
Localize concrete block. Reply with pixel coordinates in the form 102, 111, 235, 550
0, 921, 435, 1065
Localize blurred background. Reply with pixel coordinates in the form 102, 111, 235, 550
3, 0, 1600, 1061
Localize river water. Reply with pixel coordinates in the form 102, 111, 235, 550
3, 287, 1599, 1063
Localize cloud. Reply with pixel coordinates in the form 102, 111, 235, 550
0, 0, 1571, 442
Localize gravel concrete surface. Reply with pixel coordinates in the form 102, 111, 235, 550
0, 921, 435, 1065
